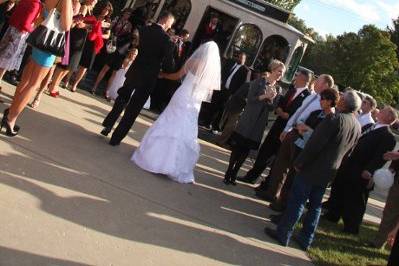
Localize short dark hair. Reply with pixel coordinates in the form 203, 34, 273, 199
297, 69, 312, 83
320, 88, 339, 107
158, 11, 175, 22
180, 29, 189, 36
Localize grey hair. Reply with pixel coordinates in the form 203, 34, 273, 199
343, 90, 362, 113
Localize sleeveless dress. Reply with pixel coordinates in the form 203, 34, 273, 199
131, 72, 201, 184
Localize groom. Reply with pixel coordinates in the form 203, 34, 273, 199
101, 12, 176, 146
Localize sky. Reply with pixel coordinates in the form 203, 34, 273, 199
293, 0, 399, 36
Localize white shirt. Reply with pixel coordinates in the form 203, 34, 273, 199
374, 123, 389, 130
284, 93, 321, 132
225, 63, 242, 89
357, 112, 375, 127
293, 86, 308, 99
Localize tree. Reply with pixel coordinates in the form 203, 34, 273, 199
265, 0, 301, 11
387, 17, 399, 59
288, 15, 323, 41
302, 25, 399, 105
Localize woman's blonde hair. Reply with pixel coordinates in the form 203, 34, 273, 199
268, 59, 285, 72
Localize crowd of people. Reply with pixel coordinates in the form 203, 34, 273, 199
1, 0, 399, 265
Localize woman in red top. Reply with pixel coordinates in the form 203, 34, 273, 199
0, 0, 41, 98
69, 0, 112, 93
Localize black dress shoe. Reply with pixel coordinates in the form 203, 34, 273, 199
237, 176, 257, 184
100, 127, 111, 136
292, 235, 309, 251
223, 178, 230, 185
269, 214, 282, 225
109, 140, 120, 146
255, 190, 276, 202
269, 201, 286, 212
264, 227, 287, 246
321, 213, 339, 224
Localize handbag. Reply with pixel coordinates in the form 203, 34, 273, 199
26, 2, 66, 57
106, 36, 117, 54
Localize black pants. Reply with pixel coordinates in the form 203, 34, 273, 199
388, 231, 399, 266
103, 85, 150, 144
245, 123, 283, 180
199, 89, 230, 129
225, 144, 250, 182
325, 175, 369, 233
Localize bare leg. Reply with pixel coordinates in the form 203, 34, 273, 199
70, 66, 87, 92
92, 65, 110, 94
7, 59, 51, 129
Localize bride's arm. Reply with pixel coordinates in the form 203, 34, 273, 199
161, 59, 200, 81
160, 67, 187, 80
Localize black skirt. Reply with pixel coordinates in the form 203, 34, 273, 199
79, 40, 96, 69
230, 132, 260, 150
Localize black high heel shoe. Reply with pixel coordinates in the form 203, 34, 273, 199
1, 115, 18, 137
3, 108, 20, 132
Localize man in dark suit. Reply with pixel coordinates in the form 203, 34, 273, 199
265, 90, 362, 250
238, 69, 312, 184
323, 106, 397, 234
175, 29, 192, 69
200, 52, 249, 131
101, 12, 176, 145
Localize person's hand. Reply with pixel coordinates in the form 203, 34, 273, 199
361, 170, 372, 180
265, 87, 277, 100
296, 123, 309, 133
387, 227, 399, 247
158, 72, 165, 79
280, 131, 287, 142
276, 107, 289, 119
101, 21, 111, 28
384, 151, 399, 161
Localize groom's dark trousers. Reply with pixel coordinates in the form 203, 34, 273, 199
102, 23, 175, 145
103, 86, 150, 144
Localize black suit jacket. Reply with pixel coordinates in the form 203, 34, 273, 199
267, 87, 311, 137
295, 112, 361, 187
175, 40, 192, 69
338, 126, 396, 188
125, 24, 175, 92
221, 59, 249, 94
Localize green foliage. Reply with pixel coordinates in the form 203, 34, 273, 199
265, 0, 301, 11
302, 25, 399, 105
288, 15, 323, 41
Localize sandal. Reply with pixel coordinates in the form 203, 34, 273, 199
49, 91, 60, 98
30, 98, 40, 109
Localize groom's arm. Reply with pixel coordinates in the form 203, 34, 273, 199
161, 39, 176, 73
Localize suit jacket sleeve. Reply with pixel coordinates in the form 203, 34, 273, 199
161, 39, 176, 73
246, 81, 263, 104
365, 134, 396, 174
295, 115, 339, 169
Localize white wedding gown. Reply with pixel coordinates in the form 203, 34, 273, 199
131, 72, 201, 183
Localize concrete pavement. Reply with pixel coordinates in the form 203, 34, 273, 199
0, 83, 312, 266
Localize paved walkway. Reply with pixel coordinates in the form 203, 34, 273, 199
0, 83, 312, 266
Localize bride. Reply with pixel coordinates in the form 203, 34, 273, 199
131, 41, 221, 183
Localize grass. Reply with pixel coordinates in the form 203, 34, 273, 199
307, 220, 390, 266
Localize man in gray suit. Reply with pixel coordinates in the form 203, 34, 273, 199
265, 90, 362, 250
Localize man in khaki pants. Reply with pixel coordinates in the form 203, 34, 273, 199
371, 150, 399, 248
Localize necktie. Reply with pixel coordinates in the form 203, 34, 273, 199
362, 123, 376, 135
285, 88, 297, 107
